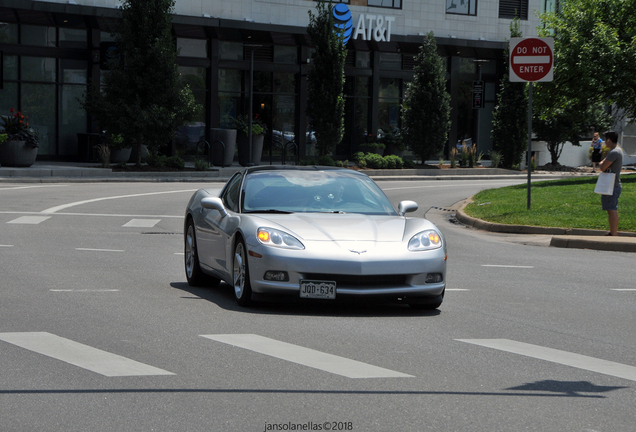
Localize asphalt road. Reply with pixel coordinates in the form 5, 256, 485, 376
1, 179, 635, 432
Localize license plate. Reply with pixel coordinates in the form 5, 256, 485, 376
299, 280, 336, 299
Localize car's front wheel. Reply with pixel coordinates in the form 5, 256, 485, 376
233, 239, 253, 307
185, 220, 220, 287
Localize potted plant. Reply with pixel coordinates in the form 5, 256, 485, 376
378, 127, 406, 157
108, 133, 132, 164
0, 108, 39, 167
234, 114, 267, 166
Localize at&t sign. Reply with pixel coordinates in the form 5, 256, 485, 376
333, 4, 395, 44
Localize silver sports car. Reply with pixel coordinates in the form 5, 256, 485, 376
184, 166, 447, 309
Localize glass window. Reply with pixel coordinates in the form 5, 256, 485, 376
100, 31, 115, 42
21, 25, 56, 47
59, 84, 87, 156
0, 83, 18, 114
356, 51, 371, 68
499, 0, 528, 19
274, 73, 295, 94
3, 54, 18, 80
60, 59, 87, 84
0, 22, 18, 44
367, 0, 401, 9
22, 83, 56, 155
446, 0, 477, 15
22, 57, 56, 82
378, 78, 401, 130
218, 69, 241, 93
222, 173, 243, 212
177, 38, 208, 58
379, 53, 401, 70
253, 71, 273, 93
59, 28, 87, 48
274, 46, 297, 64
219, 41, 243, 60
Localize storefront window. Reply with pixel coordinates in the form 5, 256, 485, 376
343, 77, 370, 155
0, 83, 18, 114
219, 41, 243, 60
2, 54, 18, 80
21, 25, 56, 47
59, 28, 87, 48
367, 0, 401, 9
60, 85, 86, 156
274, 46, 297, 64
0, 22, 18, 44
379, 53, 401, 70
177, 38, 208, 58
219, 69, 241, 128
22, 83, 56, 155
378, 78, 401, 130
175, 66, 208, 157
22, 57, 56, 82
356, 51, 371, 68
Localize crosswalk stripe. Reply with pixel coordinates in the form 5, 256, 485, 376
7, 216, 51, 225
0, 332, 174, 377
201, 334, 413, 379
123, 219, 161, 228
457, 339, 636, 382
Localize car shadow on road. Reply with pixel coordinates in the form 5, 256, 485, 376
169, 281, 442, 318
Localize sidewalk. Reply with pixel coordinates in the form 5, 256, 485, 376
2, 160, 635, 253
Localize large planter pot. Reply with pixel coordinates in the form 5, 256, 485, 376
0, 140, 38, 167
129, 144, 148, 163
210, 128, 236, 167
385, 144, 406, 158
237, 133, 264, 166
110, 147, 132, 164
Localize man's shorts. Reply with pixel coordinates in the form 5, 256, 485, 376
601, 184, 622, 211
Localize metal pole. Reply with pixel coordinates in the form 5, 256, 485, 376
527, 82, 533, 210
247, 48, 254, 167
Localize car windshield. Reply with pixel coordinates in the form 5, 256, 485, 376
242, 170, 397, 215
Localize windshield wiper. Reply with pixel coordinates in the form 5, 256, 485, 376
244, 209, 293, 214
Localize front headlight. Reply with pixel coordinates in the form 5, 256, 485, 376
408, 230, 442, 251
257, 227, 305, 250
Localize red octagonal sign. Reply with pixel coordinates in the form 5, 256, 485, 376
509, 37, 554, 82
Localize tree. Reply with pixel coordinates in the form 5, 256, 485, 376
539, 0, 636, 119
82, 0, 199, 165
533, 86, 612, 165
401, 32, 451, 163
491, 19, 527, 169
306, 1, 347, 156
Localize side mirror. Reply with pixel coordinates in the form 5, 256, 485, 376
201, 197, 228, 217
398, 200, 418, 216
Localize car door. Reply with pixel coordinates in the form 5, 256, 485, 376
198, 173, 243, 280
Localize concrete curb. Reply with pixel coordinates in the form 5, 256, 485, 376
454, 198, 636, 252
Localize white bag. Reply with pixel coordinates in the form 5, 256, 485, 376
594, 172, 615, 195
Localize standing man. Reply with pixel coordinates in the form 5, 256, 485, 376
599, 131, 623, 236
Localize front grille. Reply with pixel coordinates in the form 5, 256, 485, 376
302, 274, 407, 288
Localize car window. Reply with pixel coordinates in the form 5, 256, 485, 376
242, 170, 396, 215
222, 173, 242, 212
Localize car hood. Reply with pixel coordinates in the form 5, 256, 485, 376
252, 213, 407, 242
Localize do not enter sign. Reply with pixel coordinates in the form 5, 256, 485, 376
509, 37, 554, 82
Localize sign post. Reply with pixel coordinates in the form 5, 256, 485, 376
509, 37, 554, 210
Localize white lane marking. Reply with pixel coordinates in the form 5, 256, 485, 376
0, 245, 14, 247
40, 189, 197, 214
7, 216, 51, 225
0, 332, 174, 377
611, 289, 636, 291
174, 252, 184, 256
0, 211, 182, 218
123, 219, 161, 228
201, 334, 413, 379
75, 248, 125, 252
50, 289, 120, 292
0, 185, 69, 191
457, 339, 636, 382
481, 265, 535, 268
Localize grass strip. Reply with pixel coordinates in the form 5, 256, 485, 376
464, 174, 636, 232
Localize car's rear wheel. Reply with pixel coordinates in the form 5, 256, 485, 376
233, 239, 253, 306
185, 220, 220, 287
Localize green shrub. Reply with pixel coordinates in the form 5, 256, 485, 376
357, 158, 367, 169
403, 158, 415, 169
362, 153, 387, 169
384, 155, 404, 169
318, 155, 335, 166
194, 157, 210, 171
166, 156, 185, 169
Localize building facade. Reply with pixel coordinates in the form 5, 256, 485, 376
0, 0, 547, 162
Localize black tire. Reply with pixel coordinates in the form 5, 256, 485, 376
185, 220, 220, 287
232, 238, 253, 307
